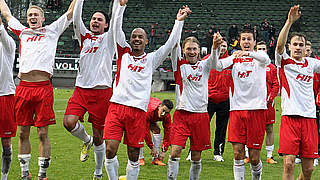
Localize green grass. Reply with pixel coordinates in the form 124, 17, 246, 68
4, 89, 320, 179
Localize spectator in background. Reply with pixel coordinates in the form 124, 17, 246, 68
206, 28, 215, 52
149, 23, 157, 48
243, 23, 251, 30
253, 25, 259, 42
260, 18, 270, 43
207, 37, 232, 162
268, 36, 276, 61
269, 24, 276, 39
228, 24, 238, 41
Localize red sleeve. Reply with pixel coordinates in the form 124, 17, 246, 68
161, 114, 172, 152
144, 119, 154, 149
268, 65, 279, 103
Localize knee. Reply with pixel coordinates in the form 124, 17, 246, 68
233, 150, 244, 160
93, 134, 104, 146
302, 166, 314, 176
152, 128, 161, 134
265, 125, 273, 134
191, 151, 201, 161
105, 145, 116, 159
127, 147, 139, 162
19, 130, 29, 140
63, 116, 77, 131
170, 149, 182, 159
250, 158, 260, 166
38, 130, 49, 142
1, 138, 11, 148
283, 161, 295, 173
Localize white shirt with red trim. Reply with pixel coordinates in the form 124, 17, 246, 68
275, 49, 320, 118
73, 0, 122, 88
171, 45, 215, 112
213, 50, 270, 111
0, 24, 16, 96
8, 14, 71, 76
110, 8, 184, 111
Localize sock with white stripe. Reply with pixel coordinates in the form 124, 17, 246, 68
233, 159, 245, 180
94, 142, 105, 176
168, 156, 180, 180
126, 159, 140, 180
250, 160, 262, 180
189, 159, 201, 180
70, 122, 90, 143
105, 156, 119, 180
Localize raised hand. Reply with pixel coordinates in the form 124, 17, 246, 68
119, 0, 128, 6
288, 5, 301, 24
212, 32, 223, 50
176, 5, 192, 21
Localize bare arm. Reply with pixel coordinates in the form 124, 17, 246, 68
0, 0, 12, 22
66, 0, 78, 20
276, 5, 301, 54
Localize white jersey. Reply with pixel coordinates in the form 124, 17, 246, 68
8, 14, 71, 76
275, 49, 320, 118
171, 45, 214, 112
213, 49, 270, 110
110, 6, 184, 111
73, 0, 121, 88
0, 24, 16, 96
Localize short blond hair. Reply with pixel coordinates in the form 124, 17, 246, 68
306, 41, 312, 46
27, 5, 44, 17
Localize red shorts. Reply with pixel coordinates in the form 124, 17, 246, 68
266, 104, 275, 124
104, 103, 146, 148
0, 95, 17, 137
279, 116, 319, 158
65, 87, 112, 130
15, 80, 55, 127
228, 110, 266, 149
170, 110, 211, 151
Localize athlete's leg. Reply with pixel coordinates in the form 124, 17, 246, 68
18, 126, 32, 178
282, 155, 296, 180
105, 139, 120, 180
1, 137, 12, 179
93, 127, 105, 178
37, 126, 51, 179
232, 143, 245, 180
168, 145, 183, 180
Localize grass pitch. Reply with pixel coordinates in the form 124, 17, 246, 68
4, 89, 320, 179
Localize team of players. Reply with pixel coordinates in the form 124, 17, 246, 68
0, 0, 319, 180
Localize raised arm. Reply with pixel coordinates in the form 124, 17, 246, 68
113, 0, 128, 57
73, 0, 88, 40
206, 32, 224, 71
0, 0, 13, 22
0, 17, 15, 53
276, 5, 301, 54
66, 0, 78, 20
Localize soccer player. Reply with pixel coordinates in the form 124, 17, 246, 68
138, 98, 173, 166
212, 29, 270, 180
305, 41, 320, 167
0, 0, 76, 179
244, 41, 279, 165
168, 33, 223, 179
103, 2, 190, 180
0, 16, 16, 180
207, 37, 232, 162
63, 0, 124, 179
276, 5, 320, 180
